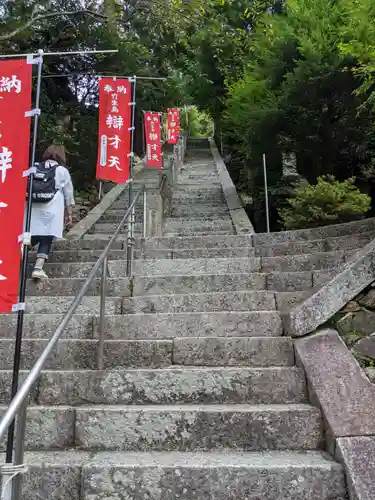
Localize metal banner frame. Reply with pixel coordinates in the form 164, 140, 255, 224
0, 48, 118, 500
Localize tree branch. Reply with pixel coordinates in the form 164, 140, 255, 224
0, 8, 107, 41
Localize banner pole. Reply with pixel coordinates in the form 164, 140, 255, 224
126, 76, 137, 276
263, 153, 270, 233
5, 49, 43, 470
141, 110, 145, 158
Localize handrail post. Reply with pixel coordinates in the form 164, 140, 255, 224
143, 190, 147, 238
97, 256, 108, 370
11, 401, 27, 500
126, 206, 135, 277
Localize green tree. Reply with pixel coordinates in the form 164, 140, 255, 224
279, 176, 371, 229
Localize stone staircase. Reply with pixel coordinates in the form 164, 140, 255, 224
3, 138, 375, 498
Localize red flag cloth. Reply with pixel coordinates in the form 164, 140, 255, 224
96, 78, 132, 183
0, 59, 32, 313
144, 112, 163, 168
167, 108, 180, 144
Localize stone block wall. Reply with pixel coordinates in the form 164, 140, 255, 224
328, 284, 375, 384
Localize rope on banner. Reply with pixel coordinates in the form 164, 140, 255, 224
0, 49, 119, 59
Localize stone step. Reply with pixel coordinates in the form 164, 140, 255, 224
30, 249, 127, 263
0, 311, 283, 339
260, 251, 352, 272
255, 231, 375, 257
0, 336, 295, 371
3, 404, 322, 451
171, 206, 230, 217
72, 403, 323, 451
165, 228, 236, 237
2, 365, 306, 406
133, 271, 317, 297
0, 338, 172, 370
90, 222, 144, 234
253, 217, 375, 245
19, 289, 306, 314
23, 296, 122, 315
26, 277, 132, 297
138, 246, 256, 259
13, 449, 346, 500
129, 257, 261, 276
39, 246, 350, 267
121, 290, 278, 313
139, 235, 256, 250
165, 221, 235, 235
54, 238, 124, 251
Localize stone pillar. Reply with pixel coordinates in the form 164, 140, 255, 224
146, 194, 163, 237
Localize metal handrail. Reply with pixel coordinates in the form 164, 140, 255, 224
0, 184, 146, 444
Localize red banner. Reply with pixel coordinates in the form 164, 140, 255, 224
0, 60, 32, 313
96, 78, 132, 183
167, 108, 180, 144
144, 112, 162, 168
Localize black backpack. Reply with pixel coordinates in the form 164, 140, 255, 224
31, 162, 58, 203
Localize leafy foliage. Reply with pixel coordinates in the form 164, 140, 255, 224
279, 176, 371, 230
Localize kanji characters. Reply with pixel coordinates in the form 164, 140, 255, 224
104, 84, 113, 93
108, 156, 122, 170
106, 115, 124, 130
109, 135, 122, 149
0, 146, 12, 183
111, 94, 119, 113
0, 75, 21, 94
117, 85, 127, 94
149, 133, 158, 141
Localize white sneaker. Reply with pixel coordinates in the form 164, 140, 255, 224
31, 268, 49, 280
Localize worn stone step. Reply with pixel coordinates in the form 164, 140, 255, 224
10, 449, 346, 500
53, 238, 125, 251
0, 339, 172, 370
30, 249, 127, 263
2, 366, 306, 406
142, 234, 254, 250
0, 311, 283, 339
255, 231, 375, 257
171, 205, 229, 217
261, 251, 352, 272
42, 258, 262, 279
172, 337, 294, 366
0, 404, 322, 452
133, 272, 268, 296
90, 222, 144, 234
26, 277, 132, 297
134, 271, 322, 295
129, 257, 261, 276
253, 217, 375, 245
0, 336, 294, 371
0, 313, 93, 339
165, 228, 236, 237
23, 296, 122, 315
121, 290, 277, 313
165, 218, 234, 231
74, 404, 322, 451
138, 246, 256, 259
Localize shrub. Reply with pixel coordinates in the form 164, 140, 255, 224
278, 175, 370, 230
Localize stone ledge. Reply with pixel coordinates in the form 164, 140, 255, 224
336, 436, 375, 500
284, 237, 375, 337
253, 217, 375, 246
67, 182, 129, 240
208, 138, 254, 235
295, 329, 375, 500
294, 329, 375, 438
